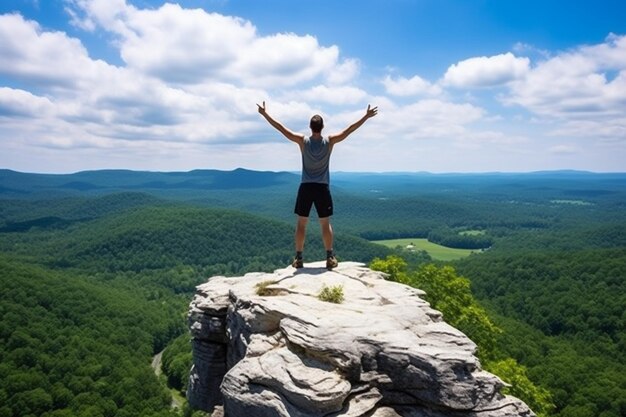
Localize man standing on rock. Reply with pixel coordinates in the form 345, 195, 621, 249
257, 102, 378, 270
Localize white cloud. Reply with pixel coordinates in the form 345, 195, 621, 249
374, 99, 485, 140
505, 35, 626, 116
0, 13, 109, 89
503, 35, 626, 142
231, 33, 340, 87
443, 52, 530, 88
64, 1, 355, 87
382, 74, 442, 96
121, 4, 256, 83
297, 85, 368, 105
64, 0, 129, 33
327, 58, 360, 85
0, 87, 54, 117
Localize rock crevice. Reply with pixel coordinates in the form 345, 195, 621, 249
188, 261, 534, 417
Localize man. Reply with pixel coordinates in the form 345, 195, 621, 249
257, 101, 378, 269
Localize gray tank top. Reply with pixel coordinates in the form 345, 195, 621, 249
301, 136, 331, 184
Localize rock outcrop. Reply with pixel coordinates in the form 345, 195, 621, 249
188, 261, 534, 417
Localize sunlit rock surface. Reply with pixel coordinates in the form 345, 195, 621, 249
188, 261, 534, 417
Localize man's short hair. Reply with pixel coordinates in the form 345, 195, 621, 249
310, 114, 324, 133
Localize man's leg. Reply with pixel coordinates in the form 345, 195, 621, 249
295, 216, 308, 252
319, 217, 338, 269
293, 183, 313, 268
291, 216, 308, 268
319, 217, 333, 252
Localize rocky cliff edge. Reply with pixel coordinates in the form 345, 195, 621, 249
187, 261, 534, 417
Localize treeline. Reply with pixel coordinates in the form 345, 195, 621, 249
0, 256, 184, 417
427, 226, 492, 249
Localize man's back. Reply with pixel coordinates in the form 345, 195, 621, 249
301, 136, 331, 184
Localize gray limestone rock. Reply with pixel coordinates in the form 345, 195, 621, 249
187, 261, 534, 417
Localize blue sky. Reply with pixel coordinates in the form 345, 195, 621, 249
1, 0, 625, 173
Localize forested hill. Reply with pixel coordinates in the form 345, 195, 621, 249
0, 204, 389, 279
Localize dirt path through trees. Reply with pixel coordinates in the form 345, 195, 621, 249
152, 350, 183, 409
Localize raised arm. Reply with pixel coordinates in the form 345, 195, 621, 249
257, 101, 304, 145
328, 104, 378, 145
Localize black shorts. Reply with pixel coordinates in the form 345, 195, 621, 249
294, 183, 333, 218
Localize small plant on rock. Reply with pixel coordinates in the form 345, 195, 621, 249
318, 284, 345, 303
255, 280, 279, 296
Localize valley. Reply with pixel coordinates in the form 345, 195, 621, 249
0, 169, 624, 417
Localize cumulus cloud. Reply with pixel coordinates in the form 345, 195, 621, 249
0, 13, 108, 88
327, 58, 360, 85
382, 74, 442, 96
231, 33, 341, 87
64, 0, 129, 33
375, 99, 485, 140
0, 87, 54, 117
505, 35, 626, 118
64, 1, 354, 87
443, 52, 530, 88
121, 5, 256, 83
501, 34, 626, 144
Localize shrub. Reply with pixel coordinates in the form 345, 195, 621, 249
255, 280, 280, 296
318, 285, 344, 303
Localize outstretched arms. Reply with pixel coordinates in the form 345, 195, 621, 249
257, 101, 304, 145
328, 104, 378, 145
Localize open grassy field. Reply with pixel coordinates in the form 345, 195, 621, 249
371, 238, 479, 261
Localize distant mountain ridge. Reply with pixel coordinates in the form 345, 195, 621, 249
3, 168, 625, 197
0, 168, 299, 197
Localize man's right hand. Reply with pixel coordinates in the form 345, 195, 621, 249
257, 101, 266, 115
365, 104, 378, 119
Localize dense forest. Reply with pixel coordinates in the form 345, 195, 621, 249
0, 256, 183, 417
454, 250, 625, 417
0, 169, 624, 416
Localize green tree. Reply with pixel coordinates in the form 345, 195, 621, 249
487, 358, 555, 416
9, 388, 53, 416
